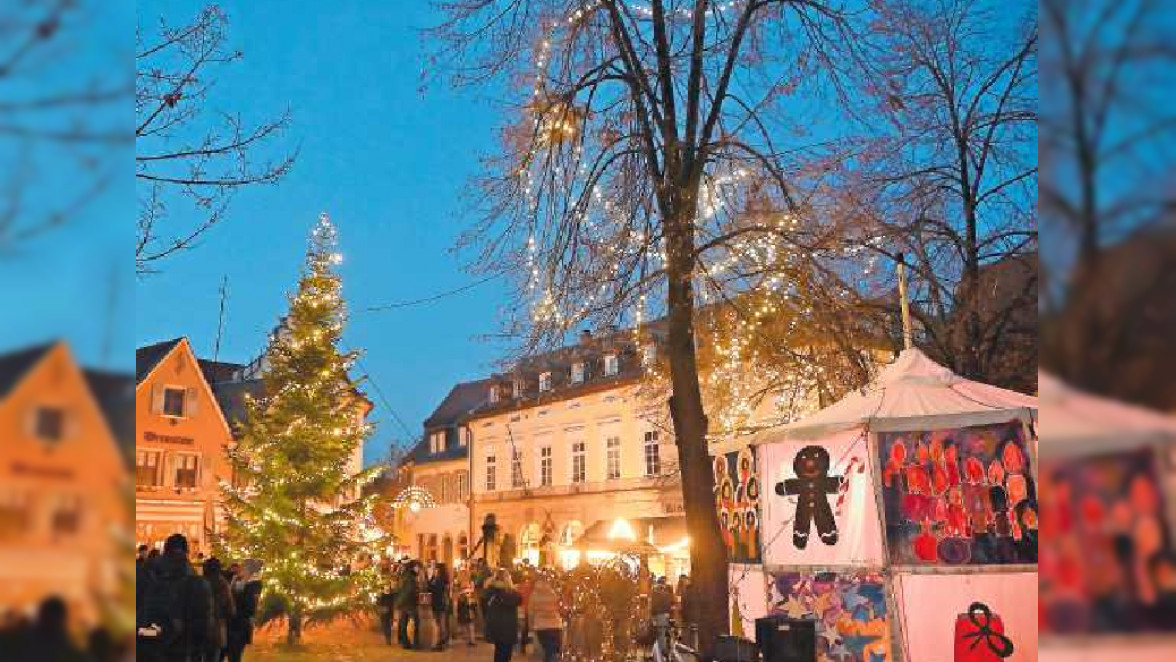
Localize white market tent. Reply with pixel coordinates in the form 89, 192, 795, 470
1038, 371, 1176, 457
759, 347, 1037, 442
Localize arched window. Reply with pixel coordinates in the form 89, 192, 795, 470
559, 520, 584, 547
458, 534, 469, 561
520, 523, 542, 565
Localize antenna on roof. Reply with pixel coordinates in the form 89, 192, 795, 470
896, 253, 913, 350
213, 275, 229, 362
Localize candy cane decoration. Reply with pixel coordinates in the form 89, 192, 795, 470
834, 456, 866, 517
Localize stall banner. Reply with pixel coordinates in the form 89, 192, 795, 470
894, 571, 1037, 662
766, 570, 891, 662
715, 446, 763, 563
760, 429, 885, 566
877, 421, 1037, 566
728, 563, 768, 639
1039, 447, 1176, 634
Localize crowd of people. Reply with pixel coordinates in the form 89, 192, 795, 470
375, 556, 699, 662
0, 597, 130, 662
134, 533, 263, 662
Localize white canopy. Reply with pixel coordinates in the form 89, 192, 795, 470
1038, 371, 1176, 458
753, 348, 1037, 442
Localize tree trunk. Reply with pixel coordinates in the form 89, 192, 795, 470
664, 203, 729, 656
287, 605, 303, 645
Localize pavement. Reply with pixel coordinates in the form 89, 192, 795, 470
249, 617, 527, 662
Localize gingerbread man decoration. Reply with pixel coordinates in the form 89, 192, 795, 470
776, 445, 844, 549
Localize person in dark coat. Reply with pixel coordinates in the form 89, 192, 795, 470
136, 533, 213, 662
202, 558, 235, 662
224, 559, 263, 662
429, 563, 452, 649
484, 571, 523, 662
396, 561, 422, 649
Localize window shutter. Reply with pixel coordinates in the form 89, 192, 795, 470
65, 408, 79, 440
24, 407, 37, 438
151, 384, 165, 414
185, 387, 200, 417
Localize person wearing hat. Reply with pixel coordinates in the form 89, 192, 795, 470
136, 533, 214, 662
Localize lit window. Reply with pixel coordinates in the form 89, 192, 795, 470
539, 372, 552, 392
34, 407, 65, 442
457, 470, 469, 501
571, 362, 585, 383
430, 431, 444, 454
572, 442, 586, 484
511, 449, 525, 488
51, 494, 82, 537
606, 437, 622, 480
459, 534, 469, 560
136, 450, 161, 488
513, 380, 524, 398
642, 344, 657, 367
0, 492, 31, 540
162, 387, 186, 417
485, 455, 497, 492
604, 354, 619, 376
644, 431, 661, 477
175, 454, 199, 489
540, 447, 553, 486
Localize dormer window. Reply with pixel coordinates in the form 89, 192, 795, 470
461, 427, 471, 447
571, 362, 585, 384
489, 385, 500, 404
604, 354, 619, 376
429, 431, 445, 454
539, 372, 552, 392
642, 344, 657, 367
513, 379, 524, 398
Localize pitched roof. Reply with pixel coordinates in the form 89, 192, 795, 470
198, 359, 244, 385
209, 379, 266, 436
84, 369, 136, 468
0, 342, 57, 397
135, 338, 183, 384
424, 379, 494, 429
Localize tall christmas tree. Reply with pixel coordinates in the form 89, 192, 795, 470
221, 214, 385, 643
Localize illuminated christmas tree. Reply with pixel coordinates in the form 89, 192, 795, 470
220, 213, 385, 644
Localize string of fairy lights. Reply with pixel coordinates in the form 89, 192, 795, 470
514, 2, 891, 444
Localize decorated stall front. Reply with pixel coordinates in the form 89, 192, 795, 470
714, 348, 1038, 662
1036, 374, 1176, 662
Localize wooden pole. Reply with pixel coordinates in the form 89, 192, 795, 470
896, 254, 913, 351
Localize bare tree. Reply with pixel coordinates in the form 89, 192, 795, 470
429, 0, 866, 647
1040, 0, 1176, 405
838, 0, 1038, 390
136, 5, 294, 273
0, 0, 127, 250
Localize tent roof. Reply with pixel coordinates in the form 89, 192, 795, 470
748, 348, 1036, 443
1038, 372, 1176, 457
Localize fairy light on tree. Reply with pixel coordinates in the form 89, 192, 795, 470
219, 213, 387, 644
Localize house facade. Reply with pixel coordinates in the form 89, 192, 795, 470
134, 338, 235, 554
0, 341, 130, 625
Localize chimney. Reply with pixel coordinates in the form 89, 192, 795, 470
580, 329, 593, 345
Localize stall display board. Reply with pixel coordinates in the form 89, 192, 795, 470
766, 569, 891, 662
729, 563, 769, 639
715, 446, 763, 563
877, 421, 1037, 566
1039, 446, 1176, 634
894, 571, 1037, 662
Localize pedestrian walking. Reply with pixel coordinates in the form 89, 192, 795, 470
484, 570, 523, 662
202, 558, 236, 662
429, 562, 452, 649
527, 575, 563, 662
457, 580, 478, 646
136, 533, 214, 662
225, 559, 263, 662
397, 561, 422, 649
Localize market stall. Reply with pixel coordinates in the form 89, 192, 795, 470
714, 348, 1038, 662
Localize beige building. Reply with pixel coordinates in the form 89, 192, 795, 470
466, 330, 690, 576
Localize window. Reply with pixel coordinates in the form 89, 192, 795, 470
439, 474, 450, 503
644, 431, 661, 476
430, 431, 445, 454
162, 387, 186, 417
457, 470, 469, 501
461, 427, 471, 447
511, 449, 525, 488
485, 455, 497, 491
540, 447, 553, 486
603, 354, 619, 376
572, 442, 586, 484
459, 534, 469, 560
136, 450, 161, 487
513, 379, 524, 398
539, 372, 552, 392
427, 534, 439, 561
51, 494, 82, 537
571, 362, 585, 383
642, 344, 657, 367
489, 386, 500, 404
0, 492, 31, 540
606, 436, 622, 480
34, 407, 65, 442
175, 454, 199, 489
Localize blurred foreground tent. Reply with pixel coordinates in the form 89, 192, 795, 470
711, 348, 1038, 662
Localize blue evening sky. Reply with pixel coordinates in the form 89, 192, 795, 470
134, 2, 513, 464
